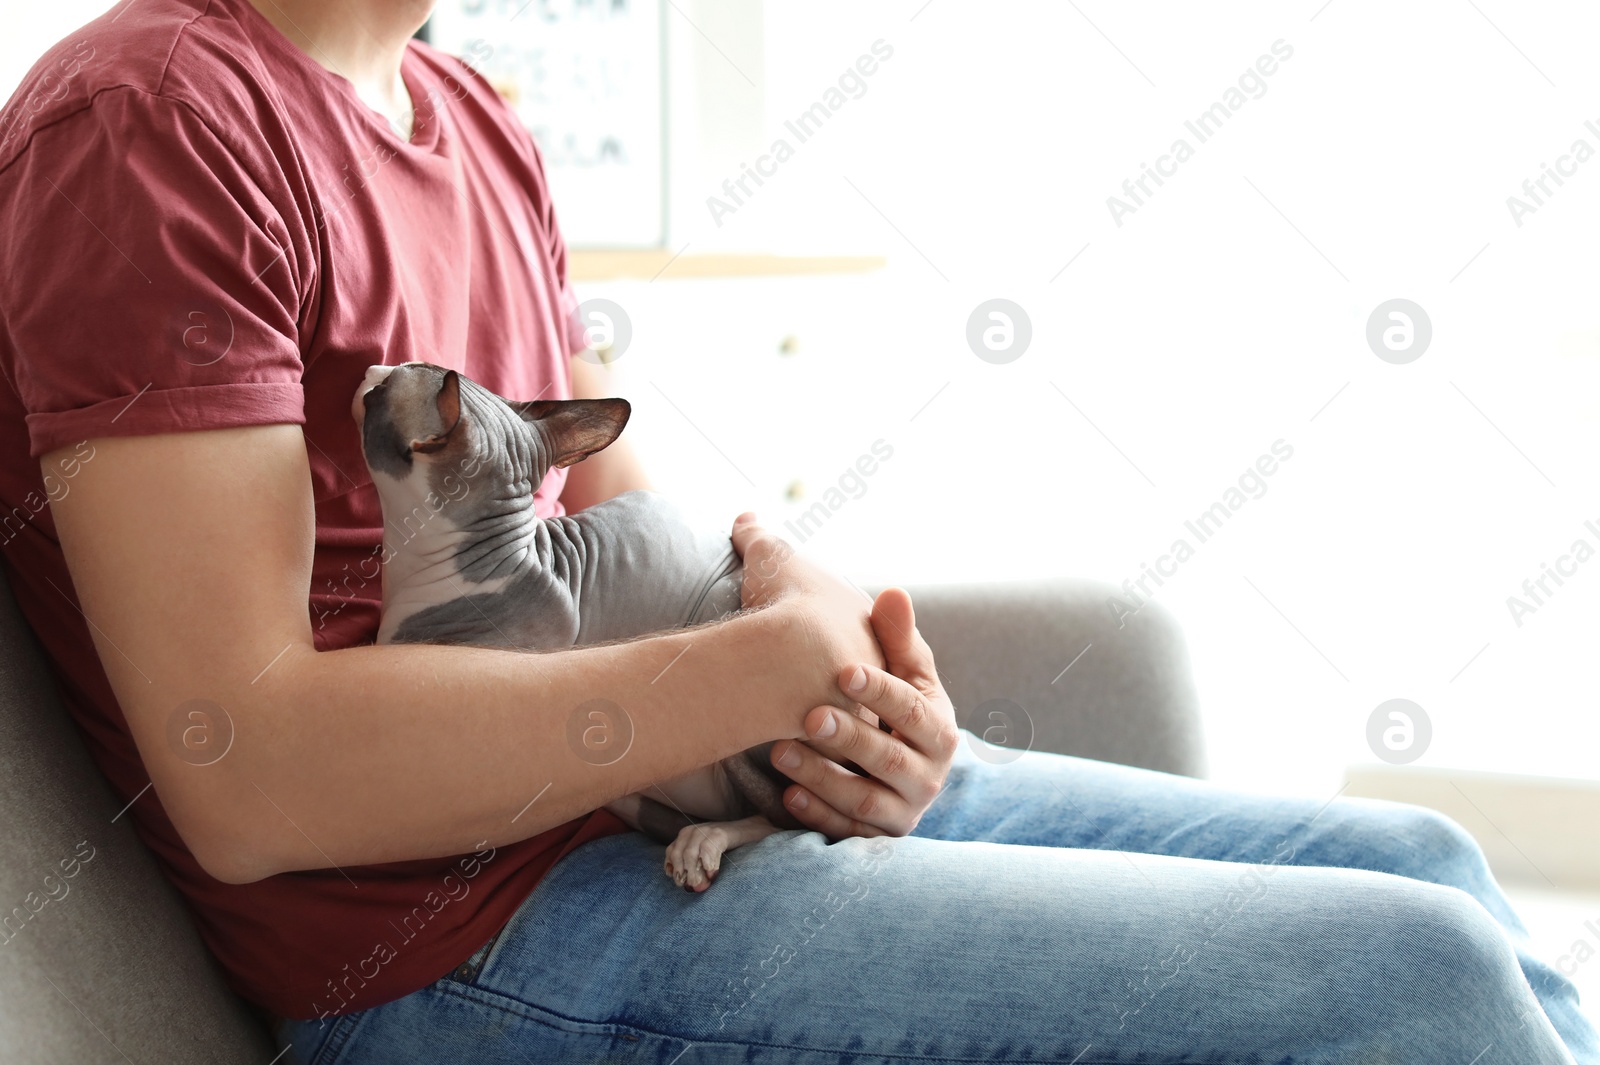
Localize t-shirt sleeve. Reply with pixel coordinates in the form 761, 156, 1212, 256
0, 88, 307, 459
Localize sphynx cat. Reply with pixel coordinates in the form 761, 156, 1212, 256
353, 361, 803, 891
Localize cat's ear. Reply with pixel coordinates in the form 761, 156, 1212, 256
411, 370, 463, 455
509, 397, 631, 468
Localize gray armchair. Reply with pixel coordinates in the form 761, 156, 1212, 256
0, 571, 1203, 1063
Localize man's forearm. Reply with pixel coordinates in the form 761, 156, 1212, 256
196, 605, 808, 883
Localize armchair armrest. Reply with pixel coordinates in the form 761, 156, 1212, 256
866, 578, 1207, 777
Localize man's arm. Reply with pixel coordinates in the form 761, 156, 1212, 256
45, 424, 882, 885
558, 355, 652, 511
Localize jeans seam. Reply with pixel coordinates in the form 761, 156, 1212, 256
305, 1009, 365, 1065
433, 980, 632, 1034
432, 980, 1159, 1064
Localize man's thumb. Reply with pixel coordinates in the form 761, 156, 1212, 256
871, 587, 921, 666
730, 511, 764, 557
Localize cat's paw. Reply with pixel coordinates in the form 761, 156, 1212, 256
663, 823, 731, 893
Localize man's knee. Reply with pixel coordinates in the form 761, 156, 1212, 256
1353, 878, 1523, 1012
1329, 799, 1491, 883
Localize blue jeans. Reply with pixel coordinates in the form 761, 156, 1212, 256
283, 735, 1597, 1064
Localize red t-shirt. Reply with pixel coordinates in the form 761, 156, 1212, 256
0, 0, 629, 1021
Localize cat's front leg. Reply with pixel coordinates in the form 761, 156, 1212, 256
663, 815, 783, 892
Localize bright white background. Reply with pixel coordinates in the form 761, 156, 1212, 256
7, 2, 1599, 804
608, 0, 1600, 804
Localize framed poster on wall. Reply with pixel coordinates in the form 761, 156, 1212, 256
427, 0, 666, 249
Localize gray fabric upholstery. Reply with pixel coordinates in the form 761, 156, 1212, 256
0, 570, 1203, 1063
0, 568, 275, 1063
880, 578, 1207, 777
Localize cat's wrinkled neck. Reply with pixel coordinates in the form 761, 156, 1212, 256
371, 472, 545, 628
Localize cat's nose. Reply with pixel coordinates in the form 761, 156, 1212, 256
352, 364, 397, 423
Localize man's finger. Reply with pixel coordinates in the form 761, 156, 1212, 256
728, 511, 764, 559
729, 514, 795, 606
871, 588, 936, 686
778, 782, 889, 840
832, 663, 953, 770
771, 722, 918, 834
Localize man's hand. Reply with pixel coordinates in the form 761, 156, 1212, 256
726, 514, 958, 837
773, 587, 959, 838
729, 514, 885, 717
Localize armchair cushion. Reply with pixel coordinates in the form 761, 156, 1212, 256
879, 578, 1206, 777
